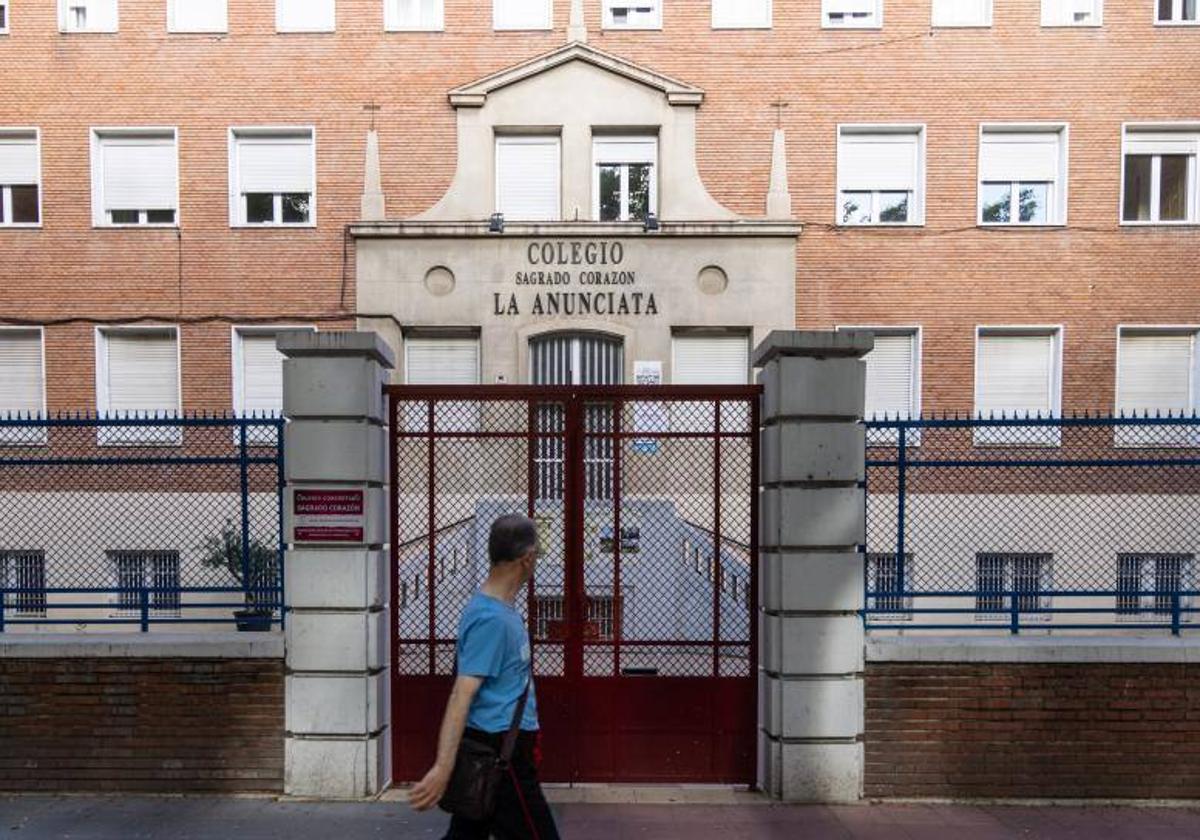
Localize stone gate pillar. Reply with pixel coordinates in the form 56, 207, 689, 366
754, 330, 872, 803
279, 331, 394, 798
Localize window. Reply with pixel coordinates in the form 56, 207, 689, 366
1117, 554, 1192, 617
979, 127, 1068, 226
975, 329, 1061, 444
672, 332, 750, 433
0, 130, 40, 226
1041, 0, 1101, 25
276, 0, 335, 31
837, 127, 923, 226
976, 553, 1052, 619
496, 136, 560, 222
233, 327, 312, 443
932, 0, 990, 26
385, 0, 443, 29
1158, 0, 1198, 23
593, 138, 657, 222
95, 328, 181, 444
59, 0, 118, 32
2, 551, 47, 617
168, 0, 227, 32
0, 329, 46, 445
712, 0, 770, 28
823, 0, 881, 28
533, 593, 566, 640
494, 0, 551, 29
0, 1, 8, 34
230, 129, 315, 226
404, 335, 481, 432
109, 550, 181, 616
858, 329, 919, 444
1122, 127, 1198, 225
91, 130, 178, 227
1116, 329, 1198, 446
602, 0, 660, 28
867, 553, 911, 618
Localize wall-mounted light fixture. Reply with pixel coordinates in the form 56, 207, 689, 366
643, 212, 660, 233
489, 213, 505, 233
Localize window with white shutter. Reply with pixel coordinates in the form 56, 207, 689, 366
1041, 0, 1101, 26
233, 327, 314, 443
712, 0, 771, 28
0, 129, 40, 226
979, 127, 1067, 226
837, 127, 923, 226
671, 333, 750, 433
1158, 0, 1199, 24
231, 129, 315, 226
1116, 330, 1198, 446
932, 0, 991, 27
602, 0, 661, 29
975, 329, 1061, 445
0, 329, 46, 445
593, 137, 657, 222
168, 0, 227, 32
1122, 127, 1199, 225
276, 0, 335, 31
493, 0, 552, 30
385, 0, 443, 29
0, 2, 9, 33
496, 136, 560, 222
91, 130, 178, 227
823, 0, 881, 28
96, 328, 180, 445
852, 330, 920, 444
60, 0, 118, 32
404, 336, 481, 431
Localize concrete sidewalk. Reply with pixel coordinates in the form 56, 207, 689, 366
3, 795, 1200, 839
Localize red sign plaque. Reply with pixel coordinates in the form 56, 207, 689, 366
292, 489, 366, 543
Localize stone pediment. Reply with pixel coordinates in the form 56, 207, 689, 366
448, 42, 705, 108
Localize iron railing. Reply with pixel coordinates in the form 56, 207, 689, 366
0, 412, 285, 631
864, 413, 1200, 634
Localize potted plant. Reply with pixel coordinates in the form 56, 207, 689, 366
200, 519, 281, 632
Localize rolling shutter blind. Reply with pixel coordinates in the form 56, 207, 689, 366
105, 331, 178, 415
238, 135, 313, 194
277, 0, 335, 30
405, 338, 480, 385
672, 336, 749, 385
388, 0, 442, 28
712, 0, 771, 27
980, 132, 1061, 183
1042, 0, 1097, 24
0, 134, 38, 185
865, 334, 915, 420
593, 139, 657, 166
67, 0, 118, 31
240, 333, 285, 415
1118, 334, 1193, 415
0, 331, 43, 415
494, 0, 550, 28
827, 0, 874, 14
932, 0, 989, 25
496, 138, 559, 221
839, 134, 918, 192
1125, 132, 1199, 157
170, 0, 227, 31
977, 334, 1054, 417
101, 136, 177, 211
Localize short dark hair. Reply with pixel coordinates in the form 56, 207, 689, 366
488, 514, 539, 565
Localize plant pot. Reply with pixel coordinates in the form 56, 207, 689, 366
234, 608, 274, 632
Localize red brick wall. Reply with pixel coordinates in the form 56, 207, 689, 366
865, 662, 1200, 800
0, 658, 284, 793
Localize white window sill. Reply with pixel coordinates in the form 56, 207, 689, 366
275, 27, 336, 34
602, 24, 663, 31
230, 222, 318, 229
1120, 220, 1199, 227
168, 28, 229, 34
493, 25, 553, 31
385, 26, 445, 32
1155, 20, 1200, 26
712, 24, 772, 30
94, 224, 180, 230
0, 223, 42, 229
932, 23, 992, 28
60, 28, 119, 34
978, 222, 1067, 229
1040, 23, 1102, 28
823, 23, 883, 30
837, 222, 925, 229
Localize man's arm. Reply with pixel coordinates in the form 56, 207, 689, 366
407, 674, 483, 811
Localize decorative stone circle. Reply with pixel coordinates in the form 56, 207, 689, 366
424, 266, 455, 297
697, 265, 729, 296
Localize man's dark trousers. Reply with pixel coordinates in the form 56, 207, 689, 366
442, 730, 560, 840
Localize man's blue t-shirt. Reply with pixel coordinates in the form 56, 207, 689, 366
456, 591, 539, 733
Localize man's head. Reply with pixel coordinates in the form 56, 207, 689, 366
488, 514, 540, 581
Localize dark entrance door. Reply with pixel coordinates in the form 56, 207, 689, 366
388, 383, 759, 785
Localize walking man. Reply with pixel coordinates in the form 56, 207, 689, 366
409, 514, 561, 840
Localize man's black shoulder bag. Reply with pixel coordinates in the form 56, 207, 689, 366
438, 676, 531, 822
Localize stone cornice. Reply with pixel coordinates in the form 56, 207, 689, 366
350, 221, 802, 239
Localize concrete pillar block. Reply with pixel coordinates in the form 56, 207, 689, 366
759, 357, 867, 422
284, 422, 387, 485
284, 486, 389, 547
285, 732, 389, 799
776, 740, 863, 803
283, 356, 386, 422
762, 614, 863, 675
761, 486, 865, 549
287, 672, 388, 736
761, 551, 863, 613
762, 422, 865, 485
761, 675, 863, 739
285, 549, 387, 610
286, 609, 388, 673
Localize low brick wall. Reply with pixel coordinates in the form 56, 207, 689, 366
0, 642, 284, 793
866, 660, 1200, 800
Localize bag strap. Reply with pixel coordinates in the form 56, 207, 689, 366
498, 634, 533, 766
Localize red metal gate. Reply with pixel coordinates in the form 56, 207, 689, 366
389, 385, 759, 784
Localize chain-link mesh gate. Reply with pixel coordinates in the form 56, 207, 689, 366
389, 385, 759, 784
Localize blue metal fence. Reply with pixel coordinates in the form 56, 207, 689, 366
864, 414, 1200, 634
0, 413, 285, 631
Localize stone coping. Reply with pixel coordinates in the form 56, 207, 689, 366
0, 633, 284, 659
349, 221, 803, 239
867, 635, 1200, 664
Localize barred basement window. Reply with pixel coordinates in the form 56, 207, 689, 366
1116, 554, 1193, 617
108, 550, 181, 616
975, 553, 1052, 620
867, 552, 912, 618
2, 551, 47, 617
533, 593, 566, 639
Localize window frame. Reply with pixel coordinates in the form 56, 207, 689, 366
977, 124, 1070, 228
0, 127, 42, 228
93, 325, 183, 446
231, 325, 315, 445
601, 0, 662, 30
822, 0, 883, 30
1119, 123, 1199, 227
973, 325, 1064, 446
493, 0, 553, 30
1116, 553, 1194, 618
711, 0, 771, 29
58, 0, 119, 33
838, 325, 922, 445
0, 1, 8, 34
1113, 325, 1200, 447
494, 134, 561, 222
384, 0, 444, 30
89, 127, 180, 229
275, 0, 336, 32
228, 126, 318, 229
931, 0, 992, 27
167, 0, 228, 32
1040, 0, 1103, 27
866, 552, 913, 620
1, 550, 48, 617
0, 326, 48, 446
836, 124, 926, 227
1156, 0, 1199, 25
974, 553, 1054, 622
107, 549, 182, 617
592, 135, 659, 222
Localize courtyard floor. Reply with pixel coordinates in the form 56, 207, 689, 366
3, 793, 1200, 839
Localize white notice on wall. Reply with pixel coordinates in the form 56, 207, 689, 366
632, 361, 666, 454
